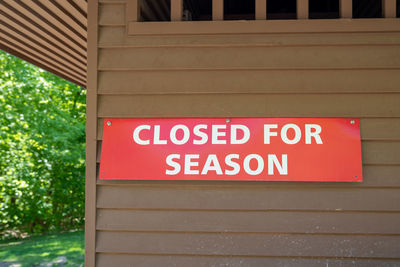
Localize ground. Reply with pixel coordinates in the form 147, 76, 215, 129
0, 231, 84, 267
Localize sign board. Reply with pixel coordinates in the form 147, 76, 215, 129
99, 118, 362, 182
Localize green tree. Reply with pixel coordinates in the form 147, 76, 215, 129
0, 50, 86, 237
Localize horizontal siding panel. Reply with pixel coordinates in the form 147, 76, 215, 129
99, 27, 400, 47
96, 186, 400, 211
96, 165, 400, 187
98, 69, 400, 94
99, 3, 125, 26
97, 94, 400, 118
96, 231, 400, 258
98, 46, 400, 70
360, 118, 400, 141
96, 254, 400, 267
97, 209, 400, 234
363, 141, 400, 165
361, 165, 400, 186
97, 118, 400, 141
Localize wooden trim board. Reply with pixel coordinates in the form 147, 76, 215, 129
128, 19, 400, 36
85, 0, 98, 266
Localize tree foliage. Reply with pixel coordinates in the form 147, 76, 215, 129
0, 51, 86, 237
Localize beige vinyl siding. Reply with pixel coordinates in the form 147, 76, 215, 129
93, 1, 400, 265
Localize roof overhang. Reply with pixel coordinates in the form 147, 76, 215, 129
0, 0, 87, 88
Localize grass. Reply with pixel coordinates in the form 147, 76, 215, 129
0, 230, 84, 267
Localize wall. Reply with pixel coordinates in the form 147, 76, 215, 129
86, 0, 400, 265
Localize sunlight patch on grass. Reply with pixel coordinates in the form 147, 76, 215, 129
0, 230, 84, 267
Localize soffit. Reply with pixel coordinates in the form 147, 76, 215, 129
0, 0, 87, 88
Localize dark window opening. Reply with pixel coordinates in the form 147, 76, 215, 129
224, 0, 255, 20
397, 0, 400, 17
140, 0, 171, 21
353, 0, 382, 18
267, 0, 297, 20
183, 0, 212, 20
309, 0, 339, 19
138, 0, 391, 21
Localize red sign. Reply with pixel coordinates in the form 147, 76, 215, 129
99, 118, 362, 182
